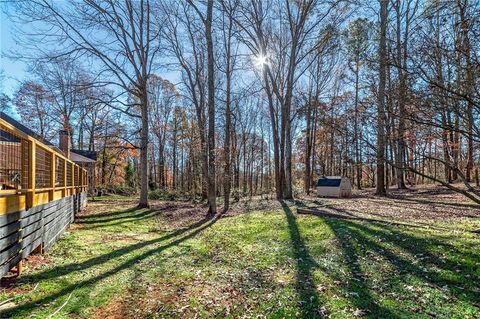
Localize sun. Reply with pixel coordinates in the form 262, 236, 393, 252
253, 54, 269, 68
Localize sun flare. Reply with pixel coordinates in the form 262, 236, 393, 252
253, 54, 269, 68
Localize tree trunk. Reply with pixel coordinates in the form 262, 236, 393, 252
139, 85, 150, 208
376, 0, 387, 196
458, 1, 474, 182
354, 59, 362, 189
304, 99, 312, 194
205, 0, 216, 214
263, 68, 282, 199
395, 0, 407, 189
223, 39, 232, 211
172, 112, 178, 189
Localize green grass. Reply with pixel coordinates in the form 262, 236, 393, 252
1, 199, 479, 318
88, 194, 134, 201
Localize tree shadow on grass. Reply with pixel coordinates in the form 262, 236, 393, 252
77, 210, 163, 231
390, 194, 480, 210
2, 215, 218, 317
76, 205, 140, 220
321, 218, 402, 318
75, 207, 154, 224
324, 206, 480, 276
346, 221, 480, 303
321, 216, 480, 317
305, 204, 480, 235
19, 214, 216, 284
281, 202, 401, 318
75, 203, 204, 230
280, 201, 324, 318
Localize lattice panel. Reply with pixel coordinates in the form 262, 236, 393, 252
0, 126, 27, 190
67, 162, 73, 186
35, 146, 52, 188
56, 157, 65, 187
74, 165, 79, 186
22, 140, 30, 189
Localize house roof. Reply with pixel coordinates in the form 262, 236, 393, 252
1, 112, 98, 163
0, 112, 55, 147
0, 131, 21, 143
71, 149, 97, 161
71, 151, 97, 163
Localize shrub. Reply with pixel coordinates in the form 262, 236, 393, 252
107, 185, 138, 196
148, 189, 177, 201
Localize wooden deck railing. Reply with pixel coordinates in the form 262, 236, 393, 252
0, 118, 87, 215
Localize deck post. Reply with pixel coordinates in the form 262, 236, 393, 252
63, 159, 67, 198
50, 152, 55, 201
14, 260, 23, 276
27, 140, 36, 209
71, 162, 74, 195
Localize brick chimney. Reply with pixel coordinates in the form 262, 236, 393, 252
59, 130, 71, 159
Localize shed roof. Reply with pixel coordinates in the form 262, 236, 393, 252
317, 177, 342, 187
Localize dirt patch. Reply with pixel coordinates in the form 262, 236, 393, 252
77, 196, 284, 230
0, 276, 21, 291
24, 255, 51, 272
79, 199, 139, 217
120, 275, 252, 319
150, 202, 211, 229
226, 196, 284, 216
90, 297, 125, 319
100, 233, 153, 243
0, 277, 39, 296
1, 255, 50, 291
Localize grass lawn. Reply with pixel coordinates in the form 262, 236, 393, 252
1, 191, 479, 318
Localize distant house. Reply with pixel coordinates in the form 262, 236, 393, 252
58, 130, 97, 192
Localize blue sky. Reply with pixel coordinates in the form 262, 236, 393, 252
0, 8, 27, 98
0, 5, 183, 101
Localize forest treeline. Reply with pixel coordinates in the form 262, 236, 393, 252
1, 0, 479, 211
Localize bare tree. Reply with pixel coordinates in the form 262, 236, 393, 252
163, 0, 217, 213
9, 0, 163, 207
14, 81, 55, 140
219, 0, 240, 211
148, 75, 179, 189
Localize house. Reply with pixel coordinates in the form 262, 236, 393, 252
58, 130, 97, 192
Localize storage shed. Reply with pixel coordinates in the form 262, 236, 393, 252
316, 176, 352, 198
